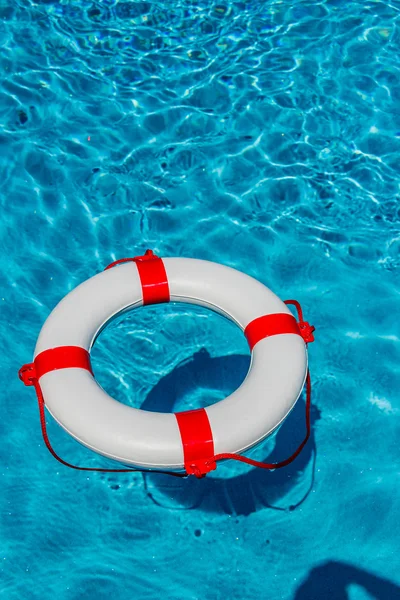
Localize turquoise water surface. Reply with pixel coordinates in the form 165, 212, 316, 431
2, 1, 400, 599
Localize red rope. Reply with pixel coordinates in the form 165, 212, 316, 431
104, 257, 141, 270
284, 299, 304, 321
28, 366, 311, 478
20, 296, 314, 478
104, 249, 158, 271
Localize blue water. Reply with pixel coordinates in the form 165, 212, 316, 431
1, 0, 400, 598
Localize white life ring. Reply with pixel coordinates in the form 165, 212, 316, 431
20, 251, 313, 476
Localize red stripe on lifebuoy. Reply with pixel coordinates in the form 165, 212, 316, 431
104, 250, 170, 305
135, 253, 170, 305
244, 313, 301, 351
175, 408, 216, 477
34, 346, 93, 380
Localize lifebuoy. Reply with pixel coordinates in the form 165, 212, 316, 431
19, 251, 315, 477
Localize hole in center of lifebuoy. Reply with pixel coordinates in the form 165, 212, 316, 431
90, 302, 250, 412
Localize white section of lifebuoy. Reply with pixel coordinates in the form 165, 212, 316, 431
34, 258, 308, 470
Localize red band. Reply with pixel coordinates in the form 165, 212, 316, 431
175, 409, 216, 477
135, 254, 170, 305
34, 346, 93, 380
104, 250, 170, 305
244, 313, 301, 351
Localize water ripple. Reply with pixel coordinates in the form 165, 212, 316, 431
2, 1, 400, 599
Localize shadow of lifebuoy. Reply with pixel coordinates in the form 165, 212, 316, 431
293, 560, 400, 600
141, 349, 320, 515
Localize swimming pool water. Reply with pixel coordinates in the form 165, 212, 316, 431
1, 1, 400, 598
